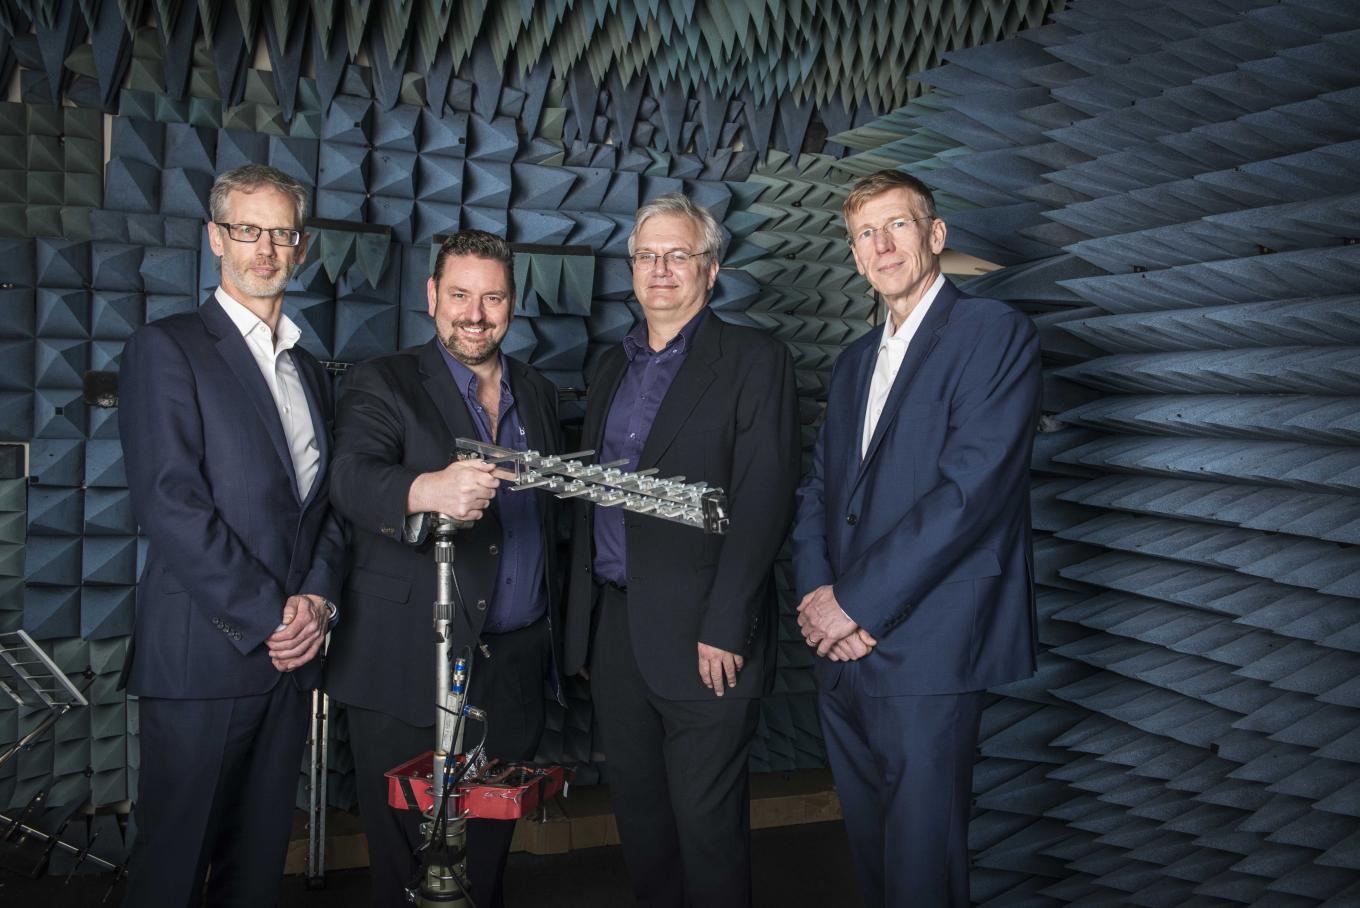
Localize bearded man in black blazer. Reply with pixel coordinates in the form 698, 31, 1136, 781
326, 230, 562, 908
564, 193, 800, 908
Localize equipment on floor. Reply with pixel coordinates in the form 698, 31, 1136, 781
387, 512, 567, 907
0, 630, 118, 898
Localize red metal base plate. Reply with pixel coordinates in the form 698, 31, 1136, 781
385, 751, 569, 820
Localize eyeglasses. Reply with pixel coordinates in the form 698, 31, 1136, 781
215, 222, 303, 247
630, 249, 710, 270
847, 215, 933, 248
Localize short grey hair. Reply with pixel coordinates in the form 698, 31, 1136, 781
209, 164, 308, 227
628, 193, 725, 262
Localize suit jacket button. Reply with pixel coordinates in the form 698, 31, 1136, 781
846, 513, 858, 526
488, 544, 499, 556
476, 599, 487, 610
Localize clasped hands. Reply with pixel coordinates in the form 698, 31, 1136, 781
267, 593, 329, 672
797, 585, 877, 662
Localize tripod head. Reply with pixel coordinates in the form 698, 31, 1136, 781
429, 513, 475, 538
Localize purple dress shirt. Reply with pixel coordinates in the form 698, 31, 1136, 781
439, 344, 546, 632
592, 307, 709, 587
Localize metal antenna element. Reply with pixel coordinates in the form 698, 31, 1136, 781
454, 439, 730, 534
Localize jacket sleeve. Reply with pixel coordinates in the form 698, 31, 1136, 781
300, 361, 346, 609
834, 311, 1041, 638
118, 325, 287, 653
301, 511, 346, 612
790, 359, 841, 599
329, 362, 425, 541
698, 339, 801, 653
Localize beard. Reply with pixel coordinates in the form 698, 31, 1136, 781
221, 253, 296, 299
439, 321, 502, 366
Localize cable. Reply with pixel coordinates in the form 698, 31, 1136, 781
426, 711, 488, 858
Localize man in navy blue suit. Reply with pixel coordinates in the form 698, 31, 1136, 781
118, 164, 344, 906
792, 169, 1041, 907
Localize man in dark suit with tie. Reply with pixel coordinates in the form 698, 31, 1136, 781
792, 169, 1042, 907
118, 164, 345, 906
564, 193, 800, 908
326, 230, 562, 908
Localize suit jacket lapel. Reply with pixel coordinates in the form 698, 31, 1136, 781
846, 336, 877, 465
200, 297, 301, 500
506, 358, 553, 525
419, 341, 508, 538
855, 281, 961, 485
507, 358, 547, 453
638, 311, 719, 470
418, 340, 479, 461
583, 349, 628, 460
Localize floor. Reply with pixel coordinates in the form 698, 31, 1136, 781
0, 819, 859, 907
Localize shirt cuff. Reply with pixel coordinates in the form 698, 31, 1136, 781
404, 512, 430, 545
306, 595, 339, 628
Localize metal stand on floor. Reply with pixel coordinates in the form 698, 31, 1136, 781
414, 513, 478, 907
0, 629, 89, 766
0, 629, 102, 886
384, 514, 568, 907
304, 688, 331, 888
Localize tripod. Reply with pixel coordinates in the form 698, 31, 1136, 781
410, 513, 483, 907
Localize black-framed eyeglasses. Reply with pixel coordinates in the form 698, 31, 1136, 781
215, 222, 303, 247
847, 215, 932, 248
629, 249, 711, 270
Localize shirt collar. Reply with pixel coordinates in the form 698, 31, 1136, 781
214, 286, 301, 353
438, 341, 509, 400
882, 273, 946, 345
623, 306, 709, 362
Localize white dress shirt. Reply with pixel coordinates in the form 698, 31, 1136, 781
215, 288, 320, 499
861, 273, 946, 458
